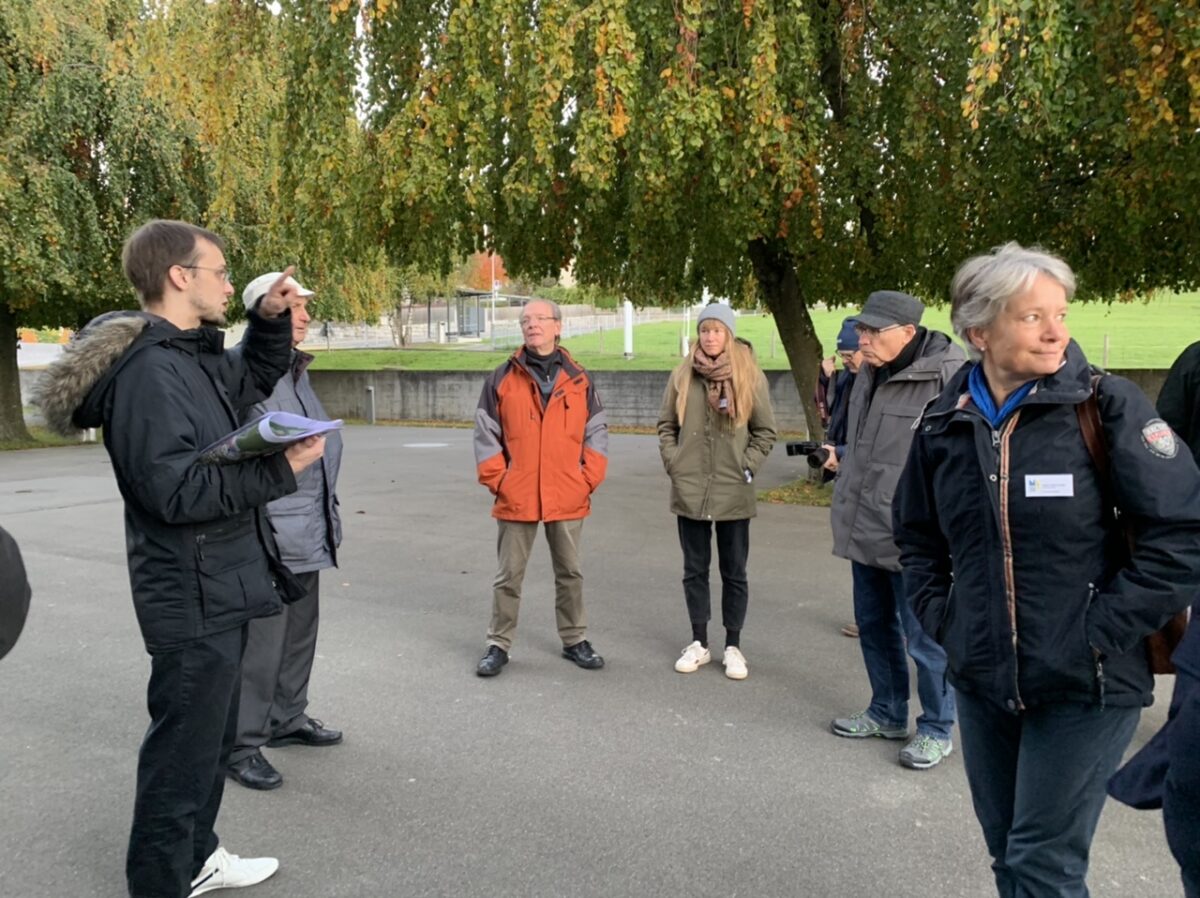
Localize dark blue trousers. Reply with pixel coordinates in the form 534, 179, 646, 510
127, 625, 246, 898
1165, 671, 1200, 898
851, 561, 955, 739
957, 691, 1139, 898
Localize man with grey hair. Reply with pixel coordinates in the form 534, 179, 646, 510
225, 272, 345, 791
472, 298, 609, 676
829, 290, 964, 769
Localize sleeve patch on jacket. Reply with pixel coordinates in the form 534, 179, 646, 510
1141, 418, 1178, 458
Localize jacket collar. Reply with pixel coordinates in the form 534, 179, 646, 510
33, 310, 228, 435
511, 345, 583, 381
923, 339, 1093, 431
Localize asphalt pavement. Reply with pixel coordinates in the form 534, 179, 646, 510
0, 426, 1182, 897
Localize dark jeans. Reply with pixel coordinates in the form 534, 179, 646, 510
957, 690, 1140, 898
851, 561, 955, 739
127, 625, 246, 898
677, 517, 750, 636
231, 571, 320, 763
1165, 670, 1200, 898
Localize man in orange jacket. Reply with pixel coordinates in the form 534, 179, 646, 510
472, 299, 609, 676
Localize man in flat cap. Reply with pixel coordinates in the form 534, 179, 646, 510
225, 272, 345, 791
829, 291, 965, 770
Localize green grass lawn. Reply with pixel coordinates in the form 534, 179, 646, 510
308, 291, 1200, 372
0, 425, 93, 452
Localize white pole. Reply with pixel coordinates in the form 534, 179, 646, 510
490, 250, 497, 349
623, 300, 634, 359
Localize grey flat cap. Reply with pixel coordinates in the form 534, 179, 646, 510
856, 290, 925, 329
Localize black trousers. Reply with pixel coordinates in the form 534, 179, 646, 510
127, 625, 246, 898
677, 516, 750, 635
231, 571, 320, 763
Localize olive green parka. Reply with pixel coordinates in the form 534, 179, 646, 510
657, 363, 778, 521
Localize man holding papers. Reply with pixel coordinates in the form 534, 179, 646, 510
34, 220, 322, 898
225, 272, 345, 791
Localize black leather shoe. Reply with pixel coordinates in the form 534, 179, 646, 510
267, 718, 343, 748
226, 751, 283, 790
562, 639, 604, 670
476, 645, 508, 677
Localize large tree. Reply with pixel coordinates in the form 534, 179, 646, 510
365, 0, 1199, 434
0, 0, 205, 441
0, 0, 386, 441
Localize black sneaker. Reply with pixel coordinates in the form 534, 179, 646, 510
562, 639, 604, 670
476, 645, 509, 677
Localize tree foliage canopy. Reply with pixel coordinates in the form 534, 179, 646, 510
367, 0, 1199, 304
362, 0, 1198, 431
2, 0, 1196, 440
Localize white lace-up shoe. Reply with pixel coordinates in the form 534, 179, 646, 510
189, 847, 279, 897
722, 646, 748, 680
674, 640, 712, 673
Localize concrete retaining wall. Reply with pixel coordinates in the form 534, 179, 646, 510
307, 367, 1172, 436
308, 368, 819, 432
21, 366, 1173, 436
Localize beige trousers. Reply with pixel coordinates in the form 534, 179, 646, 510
488, 518, 586, 651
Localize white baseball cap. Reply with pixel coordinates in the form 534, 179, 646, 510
241, 272, 315, 311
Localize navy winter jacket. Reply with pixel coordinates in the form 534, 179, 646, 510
894, 341, 1200, 712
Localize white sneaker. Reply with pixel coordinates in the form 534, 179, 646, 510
723, 646, 748, 680
189, 847, 279, 897
674, 640, 712, 673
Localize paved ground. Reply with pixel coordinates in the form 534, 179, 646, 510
0, 426, 1183, 898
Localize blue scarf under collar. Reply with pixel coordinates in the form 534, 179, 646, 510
968, 364, 1037, 429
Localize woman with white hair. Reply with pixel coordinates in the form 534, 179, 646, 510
657, 304, 777, 680
893, 242, 1200, 897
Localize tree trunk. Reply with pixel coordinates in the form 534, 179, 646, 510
0, 302, 32, 443
747, 238, 824, 439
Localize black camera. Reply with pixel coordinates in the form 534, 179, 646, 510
785, 440, 831, 469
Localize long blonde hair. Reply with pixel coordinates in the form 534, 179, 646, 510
671, 328, 760, 429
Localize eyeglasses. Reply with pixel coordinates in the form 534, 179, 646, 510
838, 351, 857, 362
853, 323, 903, 338
520, 315, 558, 327
179, 265, 232, 284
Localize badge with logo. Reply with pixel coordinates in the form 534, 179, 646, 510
1141, 418, 1178, 459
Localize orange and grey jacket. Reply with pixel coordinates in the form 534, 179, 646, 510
473, 347, 609, 522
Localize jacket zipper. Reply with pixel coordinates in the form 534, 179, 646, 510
996, 411, 1025, 711
1088, 583, 1106, 708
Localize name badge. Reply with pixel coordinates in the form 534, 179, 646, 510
1025, 474, 1074, 498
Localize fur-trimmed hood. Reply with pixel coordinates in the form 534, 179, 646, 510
32, 311, 159, 436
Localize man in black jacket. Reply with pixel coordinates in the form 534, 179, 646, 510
1109, 342, 1200, 897
34, 220, 325, 898
0, 525, 31, 661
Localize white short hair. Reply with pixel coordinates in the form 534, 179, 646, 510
950, 242, 1076, 359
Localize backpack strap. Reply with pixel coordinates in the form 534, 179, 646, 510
1075, 374, 1109, 477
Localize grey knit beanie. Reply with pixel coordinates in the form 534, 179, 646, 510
697, 303, 736, 336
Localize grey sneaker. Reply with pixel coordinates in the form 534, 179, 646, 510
830, 710, 908, 740
899, 734, 954, 770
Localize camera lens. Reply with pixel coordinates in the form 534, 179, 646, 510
806, 447, 830, 469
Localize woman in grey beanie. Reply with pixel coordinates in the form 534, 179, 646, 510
656, 304, 777, 679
